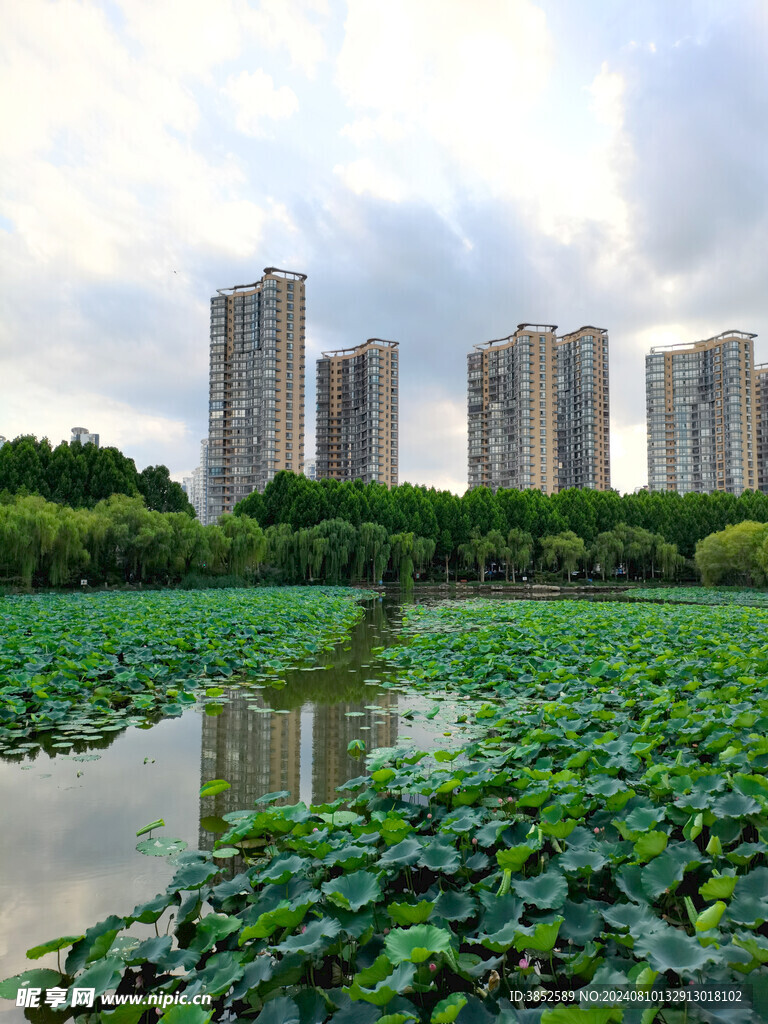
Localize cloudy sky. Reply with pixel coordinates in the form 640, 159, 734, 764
2, 0, 767, 495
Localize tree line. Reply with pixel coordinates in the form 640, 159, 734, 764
236, 471, 768, 561
0, 435, 194, 514
0, 494, 262, 588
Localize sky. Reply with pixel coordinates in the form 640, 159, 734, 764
2, 0, 767, 496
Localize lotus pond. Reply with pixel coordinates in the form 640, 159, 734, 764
3, 591, 768, 1023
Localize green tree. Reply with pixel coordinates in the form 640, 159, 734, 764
138, 465, 195, 515
506, 527, 533, 582
540, 531, 586, 581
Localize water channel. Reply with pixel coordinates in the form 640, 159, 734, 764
0, 594, 476, 1019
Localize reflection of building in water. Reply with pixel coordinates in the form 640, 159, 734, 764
199, 692, 301, 849
312, 691, 398, 805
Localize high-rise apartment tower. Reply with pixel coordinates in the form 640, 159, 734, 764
646, 330, 757, 494
556, 327, 611, 490
467, 324, 610, 493
207, 268, 306, 521
316, 339, 398, 487
756, 363, 768, 493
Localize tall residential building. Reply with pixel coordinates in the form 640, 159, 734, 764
190, 439, 209, 524
316, 339, 399, 487
756, 363, 768, 493
556, 327, 611, 490
207, 268, 306, 522
646, 330, 757, 494
468, 323, 609, 493
71, 426, 99, 446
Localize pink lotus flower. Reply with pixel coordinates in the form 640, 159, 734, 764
519, 958, 529, 969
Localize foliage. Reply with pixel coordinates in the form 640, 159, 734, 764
695, 521, 768, 587
11, 597, 768, 1020
0, 494, 263, 588
631, 587, 768, 607
0, 588, 365, 750
236, 470, 768, 561
0, 434, 194, 515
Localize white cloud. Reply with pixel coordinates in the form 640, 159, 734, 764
242, 0, 329, 78
333, 0, 632, 245
340, 114, 405, 145
611, 422, 647, 495
333, 159, 405, 202
223, 69, 300, 136
400, 395, 468, 495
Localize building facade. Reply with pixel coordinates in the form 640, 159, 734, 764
468, 324, 609, 493
316, 339, 398, 487
207, 268, 306, 522
70, 426, 99, 447
646, 330, 757, 494
556, 327, 611, 490
756, 363, 768, 493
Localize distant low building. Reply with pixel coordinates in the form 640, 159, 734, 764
303, 460, 317, 480
71, 426, 99, 447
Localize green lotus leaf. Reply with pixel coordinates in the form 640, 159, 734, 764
728, 866, 768, 926
168, 861, 219, 890
136, 818, 165, 837
317, 810, 363, 827
699, 871, 738, 900
559, 846, 607, 874
254, 790, 291, 804
322, 870, 383, 911
560, 900, 606, 945
66, 956, 123, 1001
497, 844, 535, 871
345, 961, 416, 1006
431, 992, 468, 1023
272, 916, 341, 954
514, 870, 568, 909
194, 950, 246, 996
26, 935, 84, 960
251, 995, 301, 1024
696, 900, 726, 931
624, 805, 665, 832
540, 1008, 621, 1023
189, 912, 241, 952
514, 917, 563, 952
136, 837, 188, 857
159, 1005, 214, 1024
385, 924, 455, 965
434, 889, 478, 922
258, 854, 307, 884
633, 830, 668, 862
0, 969, 63, 1000
65, 915, 125, 973
379, 837, 423, 867
387, 899, 434, 925
418, 842, 460, 872
637, 925, 723, 975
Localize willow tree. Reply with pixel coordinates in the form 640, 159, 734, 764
458, 531, 494, 582
390, 532, 415, 582
540, 531, 586, 581
591, 529, 624, 581
0, 496, 62, 587
314, 519, 357, 583
412, 535, 436, 576
220, 514, 265, 576
506, 527, 533, 582
355, 522, 390, 583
